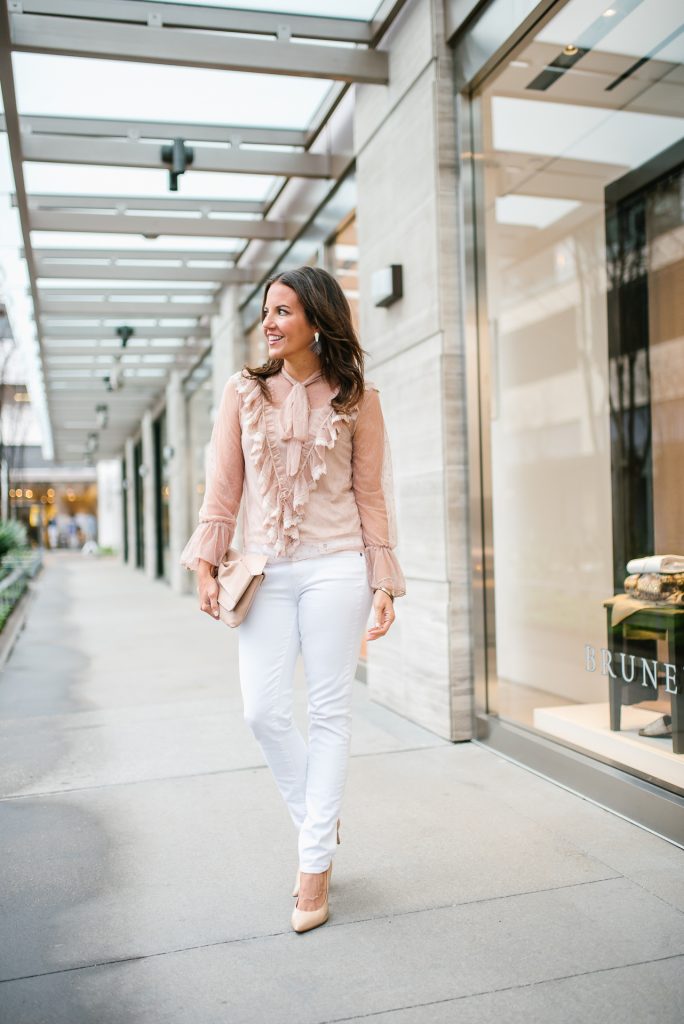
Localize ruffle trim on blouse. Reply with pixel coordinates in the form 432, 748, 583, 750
364, 545, 407, 599
179, 518, 234, 572
235, 372, 359, 558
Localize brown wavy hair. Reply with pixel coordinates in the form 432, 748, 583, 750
243, 266, 365, 413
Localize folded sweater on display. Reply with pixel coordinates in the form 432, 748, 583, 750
626, 554, 684, 575
624, 572, 684, 602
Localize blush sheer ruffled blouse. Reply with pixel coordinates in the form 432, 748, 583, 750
179, 365, 406, 599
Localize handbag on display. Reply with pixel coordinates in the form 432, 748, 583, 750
213, 548, 268, 627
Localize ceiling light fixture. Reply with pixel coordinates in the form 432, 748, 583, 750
104, 363, 123, 392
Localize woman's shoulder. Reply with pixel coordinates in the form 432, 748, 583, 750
230, 366, 252, 382
228, 367, 260, 394
359, 380, 381, 404
335, 379, 379, 417
346, 381, 382, 429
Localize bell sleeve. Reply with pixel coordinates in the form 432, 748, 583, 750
351, 385, 406, 599
179, 376, 244, 572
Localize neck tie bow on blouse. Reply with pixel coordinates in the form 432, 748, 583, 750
279, 367, 323, 477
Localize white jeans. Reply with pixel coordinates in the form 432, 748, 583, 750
237, 550, 374, 872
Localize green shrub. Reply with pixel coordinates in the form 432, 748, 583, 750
0, 519, 28, 559
0, 572, 28, 633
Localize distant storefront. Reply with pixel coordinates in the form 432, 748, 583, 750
7, 449, 97, 549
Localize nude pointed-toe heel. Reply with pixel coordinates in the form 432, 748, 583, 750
291, 861, 332, 934
292, 818, 340, 897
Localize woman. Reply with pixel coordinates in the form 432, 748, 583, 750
180, 266, 406, 934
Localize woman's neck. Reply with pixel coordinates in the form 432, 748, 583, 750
282, 355, 322, 383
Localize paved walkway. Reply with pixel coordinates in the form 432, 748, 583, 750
0, 552, 683, 1023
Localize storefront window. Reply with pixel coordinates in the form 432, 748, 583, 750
155, 409, 171, 582
472, 0, 684, 791
327, 212, 359, 332
133, 439, 144, 570
121, 457, 128, 563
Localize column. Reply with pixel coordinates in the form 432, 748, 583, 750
354, 0, 473, 740
95, 459, 123, 555
211, 286, 245, 410
210, 286, 248, 550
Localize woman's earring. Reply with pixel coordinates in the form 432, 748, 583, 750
310, 330, 321, 355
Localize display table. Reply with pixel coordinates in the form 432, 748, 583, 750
603, 598, 684, 754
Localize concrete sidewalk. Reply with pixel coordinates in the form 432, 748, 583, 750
0, 552, 682, 1023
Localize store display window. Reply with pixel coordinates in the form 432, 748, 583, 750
470, 0, 684, 792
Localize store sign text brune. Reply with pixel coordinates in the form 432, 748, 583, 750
585, 646, 683, 694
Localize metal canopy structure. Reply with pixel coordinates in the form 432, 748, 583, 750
0, 0, 403, 464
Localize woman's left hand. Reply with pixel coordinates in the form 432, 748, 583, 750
366, 590, 395, 641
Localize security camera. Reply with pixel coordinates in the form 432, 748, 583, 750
116, 326, 134, 347
161, 137, 194, 192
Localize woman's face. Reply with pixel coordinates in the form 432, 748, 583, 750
262, 281, 316, 360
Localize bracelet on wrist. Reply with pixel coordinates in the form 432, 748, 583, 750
374, 586, 394, 603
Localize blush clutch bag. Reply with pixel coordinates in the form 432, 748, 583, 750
214, 548, 268, 627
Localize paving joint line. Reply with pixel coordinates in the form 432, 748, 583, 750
0, 744, 450, 802
0, 874, 624, 986
309, 952, 684, 1024
481, 778, 684, 914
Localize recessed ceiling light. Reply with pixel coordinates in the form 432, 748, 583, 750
563, 44, 579, 55
603, 7, 617, 16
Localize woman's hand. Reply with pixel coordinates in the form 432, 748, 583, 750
197, 560, 220, 620
366, 589, 395, 641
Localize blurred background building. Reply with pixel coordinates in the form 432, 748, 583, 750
0, 0, 682, 841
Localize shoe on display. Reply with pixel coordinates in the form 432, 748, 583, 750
638, 714, 672, 738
